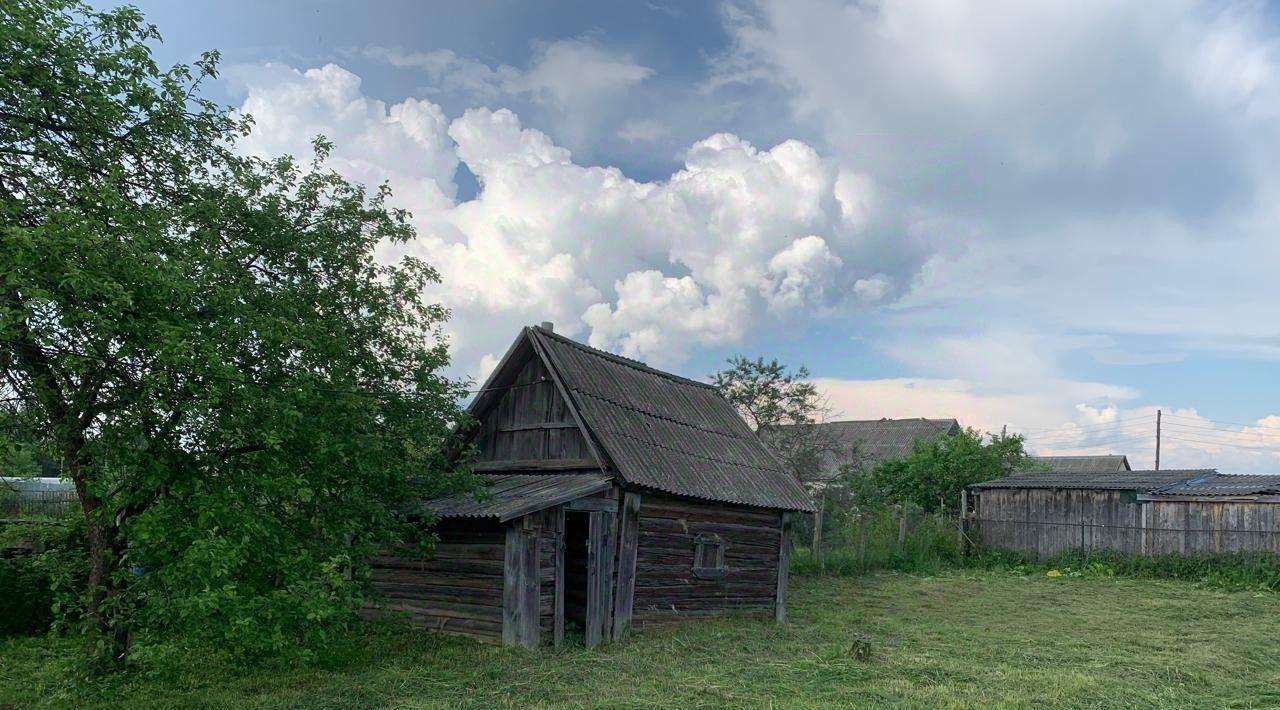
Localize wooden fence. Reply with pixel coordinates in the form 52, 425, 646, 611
968, 492, 1280, 558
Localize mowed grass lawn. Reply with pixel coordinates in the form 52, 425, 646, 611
4, 570, 1280, 708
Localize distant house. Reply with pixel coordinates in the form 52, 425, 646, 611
765, 417, 961, 486
1023, 454, 1131, 473
369, 324, 814, 648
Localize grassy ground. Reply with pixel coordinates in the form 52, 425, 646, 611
3, 570, 1279, 709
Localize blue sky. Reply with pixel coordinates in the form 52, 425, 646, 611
105, 0, 1280, 471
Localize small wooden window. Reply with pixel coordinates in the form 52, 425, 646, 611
692, 533, 727, 579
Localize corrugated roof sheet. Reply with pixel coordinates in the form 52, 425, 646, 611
425, 473, 613, 522
767, 418, 960, 474
530, 327, 815, 512
1149, 473, 1280, 497
971, 469, 1214, 491
1022, 455, 1131, 473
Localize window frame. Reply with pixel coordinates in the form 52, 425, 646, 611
692, 532, 727, 579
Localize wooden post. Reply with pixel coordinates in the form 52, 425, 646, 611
502, 516, 541, 649
776, 512, 792, 622
811, 491, 824, 567
584, 510, 615, 648
611, 492, 641, 641
1155, 409, 1161, 471
897, 509, 908, 549
553, 507, 565, 648
856, 513, 867, 566
958, 489, 968, 556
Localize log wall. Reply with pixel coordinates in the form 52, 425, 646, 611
630, 494, 781, 628
473, 355, 589, 462
368, 518, 505, 643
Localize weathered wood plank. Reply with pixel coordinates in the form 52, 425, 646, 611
584, 510, 616, 648
554, 507, 565, 647
565, 497, 619, 513
776, 511, 791, 623
519, 514, 541, 648
502, 521, 522, 646
611, 492, 641, 640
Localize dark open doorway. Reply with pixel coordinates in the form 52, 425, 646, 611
563, 511, 590, 631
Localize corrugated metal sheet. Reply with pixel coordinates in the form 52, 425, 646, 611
530, 327, 815, 512
1149, 473, 1280, 497
971, 469, 1214, 491
1022, 455, 1131, 473
424, 473, 612, 521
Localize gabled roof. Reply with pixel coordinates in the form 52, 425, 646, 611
971, 469, 1215, 492
470, 326, 814, 512
1147, 473, 1280, 498
1023, 455, 1131, 473
768, 418, 961, 472
425, 473, 612, 522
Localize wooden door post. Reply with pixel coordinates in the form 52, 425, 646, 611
776, 512, 793, 622
811, 491, 824, 567
611, 493, 641, 641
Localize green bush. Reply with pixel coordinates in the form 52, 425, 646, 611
0, 556, 53, 635
794, 507, 962, 576
0, 518, 87, 635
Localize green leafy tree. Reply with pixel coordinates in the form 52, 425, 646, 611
1, 0, 471, 667
711, 356, 843, 481
854, 428, 1026, 512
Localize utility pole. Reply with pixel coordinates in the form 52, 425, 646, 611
1155, 409, 1161, 471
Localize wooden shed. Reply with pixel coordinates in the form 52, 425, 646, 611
969, 469, 1213, 558
1139, 473, 1280, 555
369, 325, 815, 648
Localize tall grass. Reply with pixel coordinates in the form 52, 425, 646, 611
793, 507, 962, 576
794, 508, 1280, 593
973, 547, 1280, 592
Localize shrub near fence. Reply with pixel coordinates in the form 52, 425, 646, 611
793, 506, 963, 576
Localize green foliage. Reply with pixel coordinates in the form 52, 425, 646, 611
711, 356, 822, 432
971, 547, 1280, 593
793, 507, 962, 576
0, 0, 474, 664
711, 355, 851, 492
0, 518, 87, 636
0, 557, 51, 636
854, 427, 1026, 512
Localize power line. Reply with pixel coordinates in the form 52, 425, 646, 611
1164, 412, 1280, 430
1161, 434, 1280, 454
1023, 427, 1158, 446
1017, 415, 1156, 437
1161, 421, 1280, 443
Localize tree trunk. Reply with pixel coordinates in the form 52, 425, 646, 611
71, 455, 129, 669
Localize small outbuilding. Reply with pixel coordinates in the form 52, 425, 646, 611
1139, 473, 1280, 555
369, 325, 814, 648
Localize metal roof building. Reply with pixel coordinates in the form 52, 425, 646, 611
1022, 454, 1132, 474
371, 325, 810, 649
